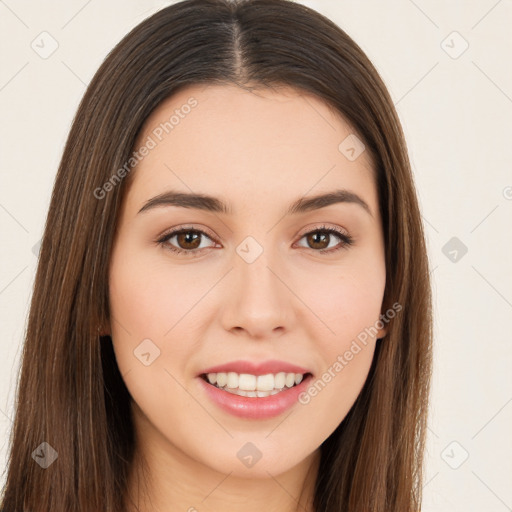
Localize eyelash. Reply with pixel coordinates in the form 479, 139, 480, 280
156, 224, 354, 257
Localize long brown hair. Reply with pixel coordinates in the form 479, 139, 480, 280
0, 1, 433, 510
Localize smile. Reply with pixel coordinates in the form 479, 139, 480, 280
198, 371, 314, 419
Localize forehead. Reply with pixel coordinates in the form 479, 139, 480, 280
126, 83, 377, 215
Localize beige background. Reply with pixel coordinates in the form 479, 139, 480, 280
1, 0, 511, 509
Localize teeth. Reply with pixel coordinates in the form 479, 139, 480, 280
285, 373, 295, 388
227, 372, 238, 389
205, 371, 307, 393
274, 372, 286, 389
239, 373, 257, 390
256, 373, 274, 391
216, 372, 227, 387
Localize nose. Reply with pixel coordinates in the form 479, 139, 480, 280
220, 245, 296, 340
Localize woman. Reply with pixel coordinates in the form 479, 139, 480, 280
0, 0, 433, 510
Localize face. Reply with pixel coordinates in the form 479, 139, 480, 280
108, 83, 387, 480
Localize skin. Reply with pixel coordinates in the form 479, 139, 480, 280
107, 83, 387, 512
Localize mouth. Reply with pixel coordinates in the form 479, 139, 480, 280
200, 371, 313, 398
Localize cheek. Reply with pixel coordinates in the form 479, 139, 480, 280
297, 339, 376, 442
292, 254, 384, 418
108, 247, 180, 379
108, 244, 220, 404
107, 250, 204, 429
108, 245, 205, 342
297, 259, 386, 344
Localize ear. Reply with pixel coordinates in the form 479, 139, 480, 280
376, 311, 389, 340
376, 323, 388, 340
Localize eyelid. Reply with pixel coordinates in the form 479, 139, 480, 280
157, 224, 218, 242
295, 222, 350, 239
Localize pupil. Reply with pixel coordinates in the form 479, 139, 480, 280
179, 232, 200, 249
310, 232, 328, 249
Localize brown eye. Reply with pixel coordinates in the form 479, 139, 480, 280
305, 231, 330, 250
158, 228, 217, 256
296, 226, 354, 254
175, 231, 202, 250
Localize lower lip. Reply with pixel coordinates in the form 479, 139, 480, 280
197, 374, 313, 420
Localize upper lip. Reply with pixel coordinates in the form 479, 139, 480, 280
199, 359, 312, 377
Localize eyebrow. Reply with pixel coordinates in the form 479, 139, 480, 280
137, 189, 372, 217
